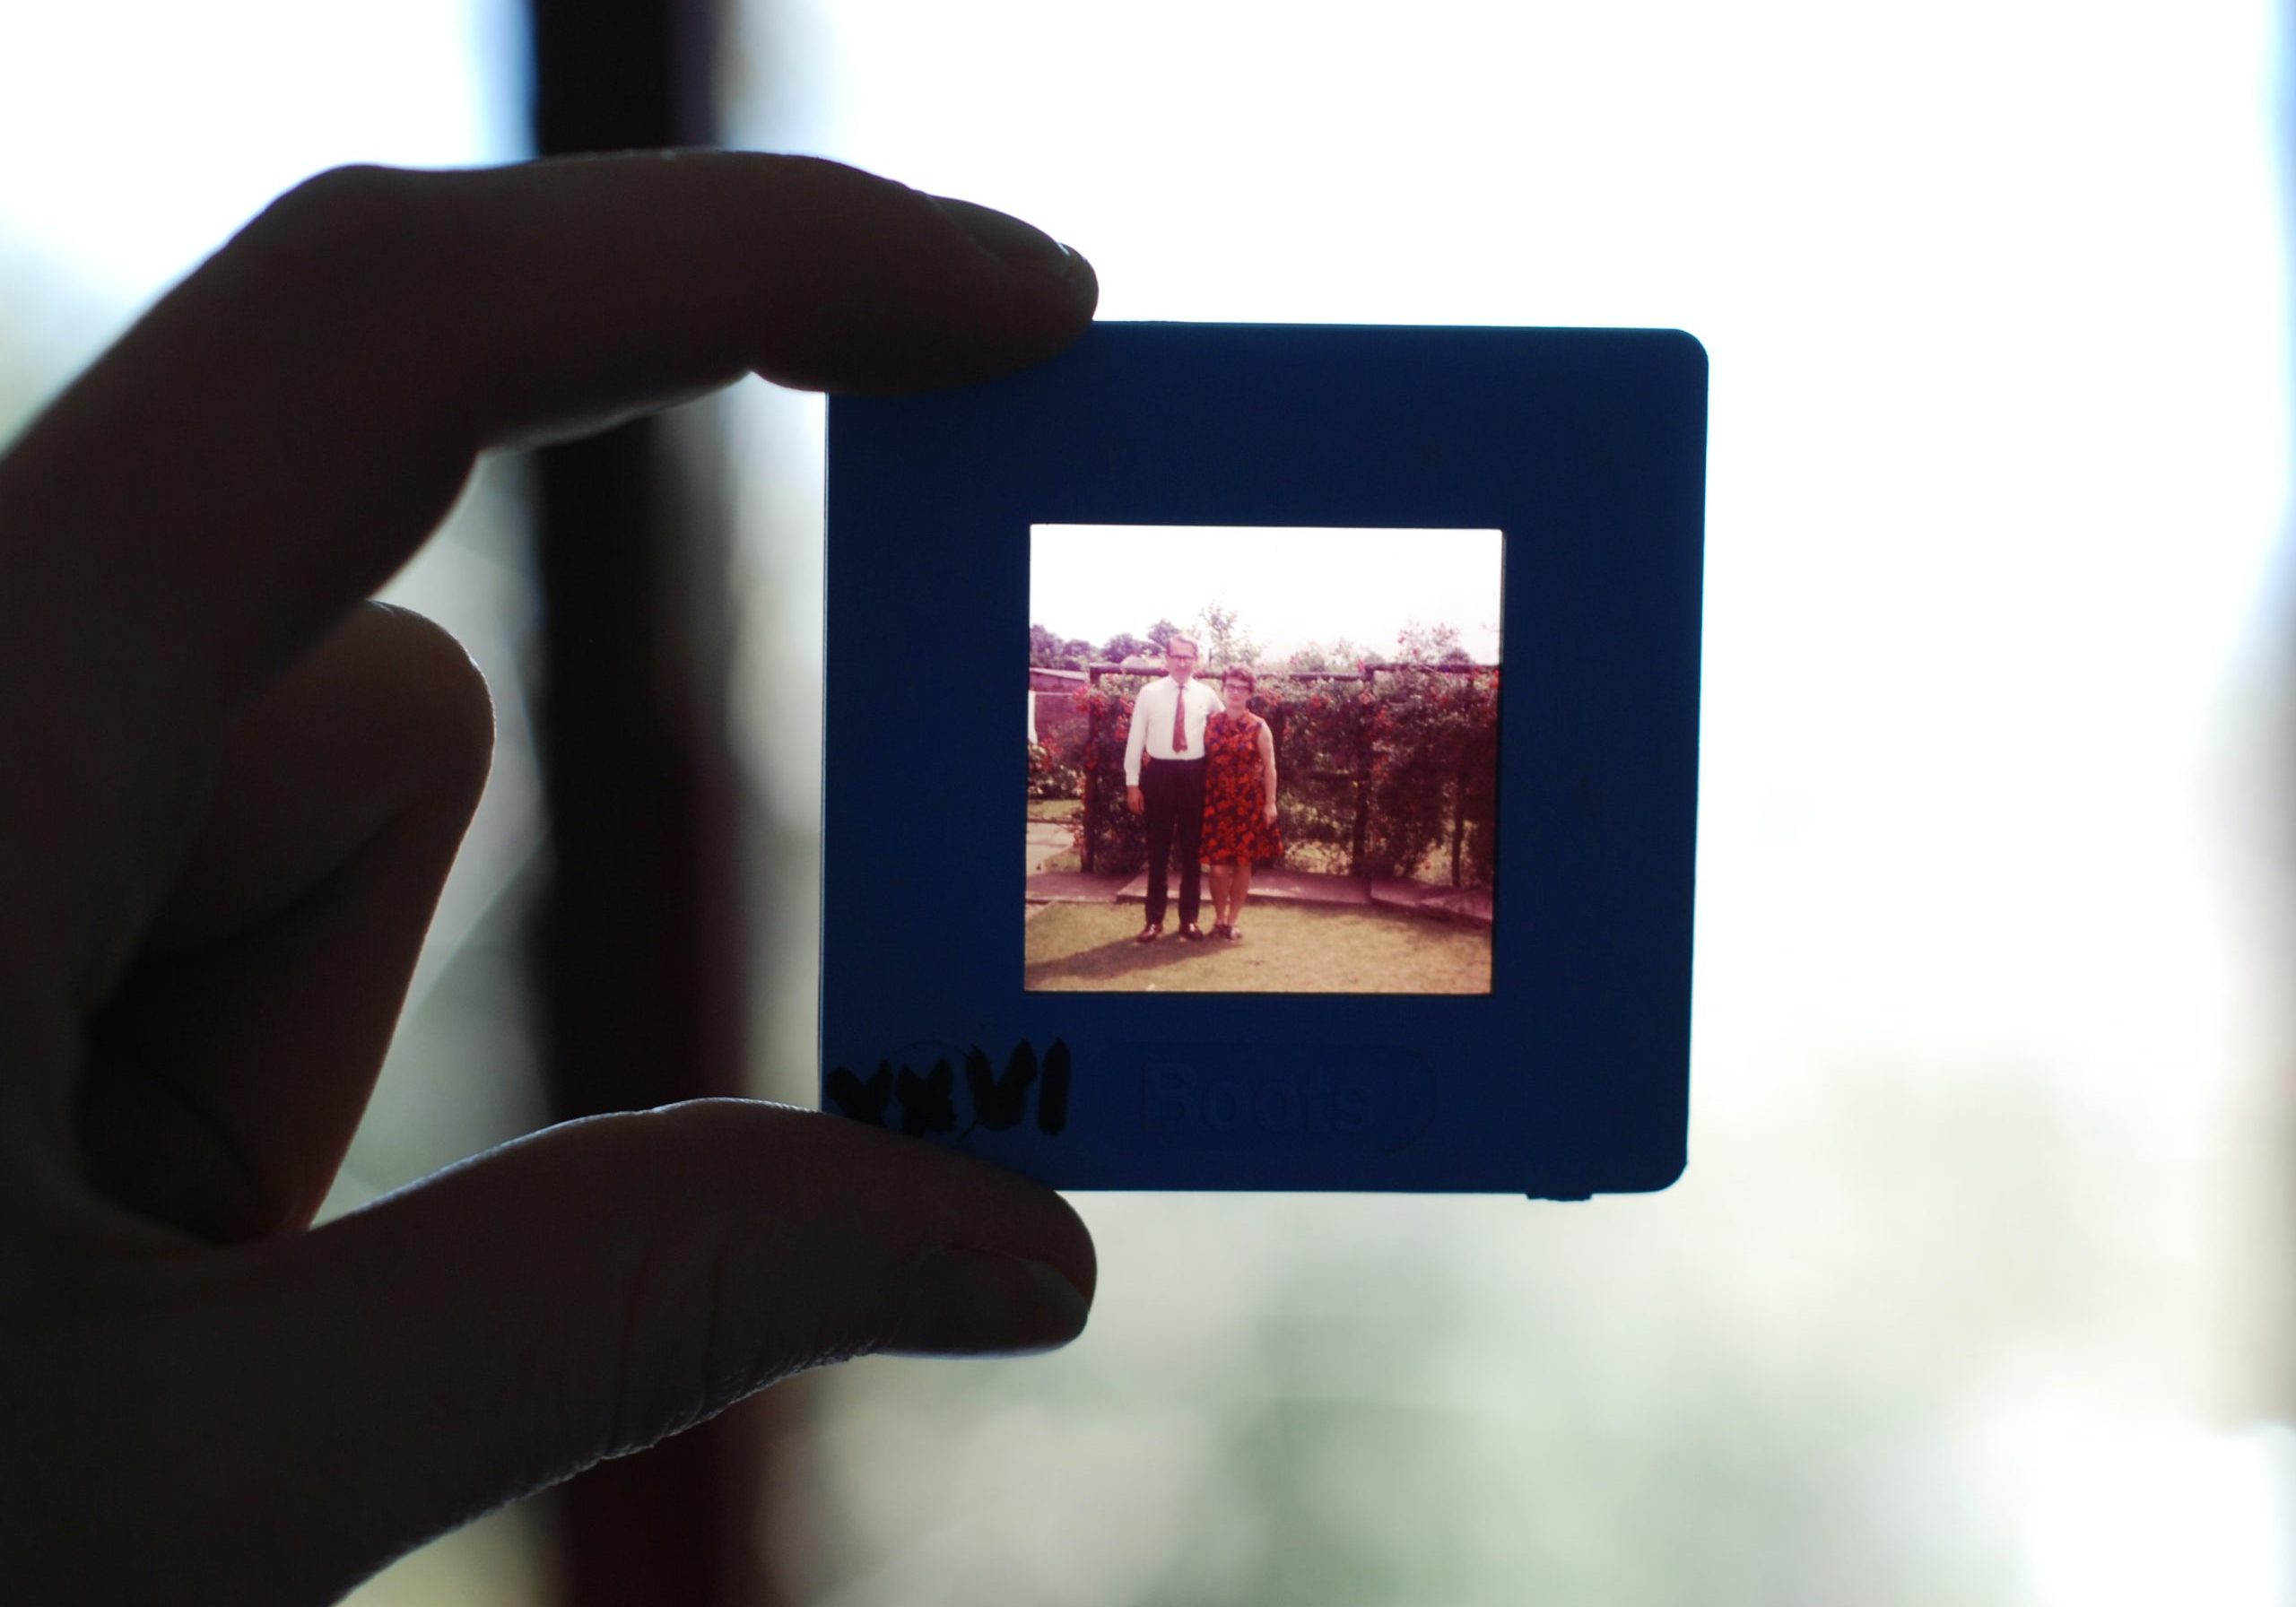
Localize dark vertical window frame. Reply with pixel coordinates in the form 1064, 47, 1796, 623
526, 1, 782, 1602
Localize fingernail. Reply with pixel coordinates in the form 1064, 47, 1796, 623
931, 196, 1095, 294
886, 1247, 1092, 1356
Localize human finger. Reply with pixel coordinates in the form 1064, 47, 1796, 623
0, 152, 1092, 976
34, 1101, 1094, 1603
76, 602, 492, 1243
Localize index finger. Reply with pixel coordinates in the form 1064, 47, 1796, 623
0, 152, 1092, 967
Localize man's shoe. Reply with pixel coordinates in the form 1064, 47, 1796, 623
1135, 921, 1163, 943
1179, 922, 1207, 942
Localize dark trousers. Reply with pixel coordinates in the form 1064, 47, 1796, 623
1141, 757, 1208, 926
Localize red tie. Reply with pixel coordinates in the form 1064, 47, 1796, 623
1171, 683, 1188, 752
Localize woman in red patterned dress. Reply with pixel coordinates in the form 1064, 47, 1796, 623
1200, 665, 1282, 941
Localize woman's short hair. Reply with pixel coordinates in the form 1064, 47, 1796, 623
1220, 665, 1257, 691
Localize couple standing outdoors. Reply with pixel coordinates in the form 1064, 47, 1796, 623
1122, 636, 1283, 943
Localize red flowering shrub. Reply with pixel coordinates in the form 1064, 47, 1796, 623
1026, 730, 1083, 801
1356, 665, 1499, 885
1257, 683, 1376, 873
1064, 667, 1498, 886
1075, 676, 1150, 874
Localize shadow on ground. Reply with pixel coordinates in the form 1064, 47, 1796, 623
1023, 900, 1492, 994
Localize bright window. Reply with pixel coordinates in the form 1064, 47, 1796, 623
731, 3, 2296, 1602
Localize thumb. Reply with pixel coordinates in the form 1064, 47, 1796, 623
204, 1100, 1093, 1603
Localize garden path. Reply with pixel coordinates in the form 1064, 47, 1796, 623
1022, 821, 1071, 876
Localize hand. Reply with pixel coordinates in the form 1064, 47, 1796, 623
1264, 803, 1279, 825
1128, 786, 1144, 813
0, 153, 1099, 1604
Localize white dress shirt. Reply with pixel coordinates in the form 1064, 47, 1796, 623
1124, 675, 1225, 785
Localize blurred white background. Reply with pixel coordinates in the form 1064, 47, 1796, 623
2, 0, 2291, 1601
730, 4, 2296, 1603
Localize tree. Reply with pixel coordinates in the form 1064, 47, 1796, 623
1192, 600, 1259, 672
1145, 618, 1179, 653
1100, 630, 1153, 665
1395, 619, 1465, 665
1027, 624, 1095, 667
1285, 637, 1371, 673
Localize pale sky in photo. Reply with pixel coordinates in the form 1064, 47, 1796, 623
1031, 525, 1503, 664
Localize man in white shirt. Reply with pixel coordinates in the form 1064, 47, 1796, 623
1124, 635, 1225, 941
